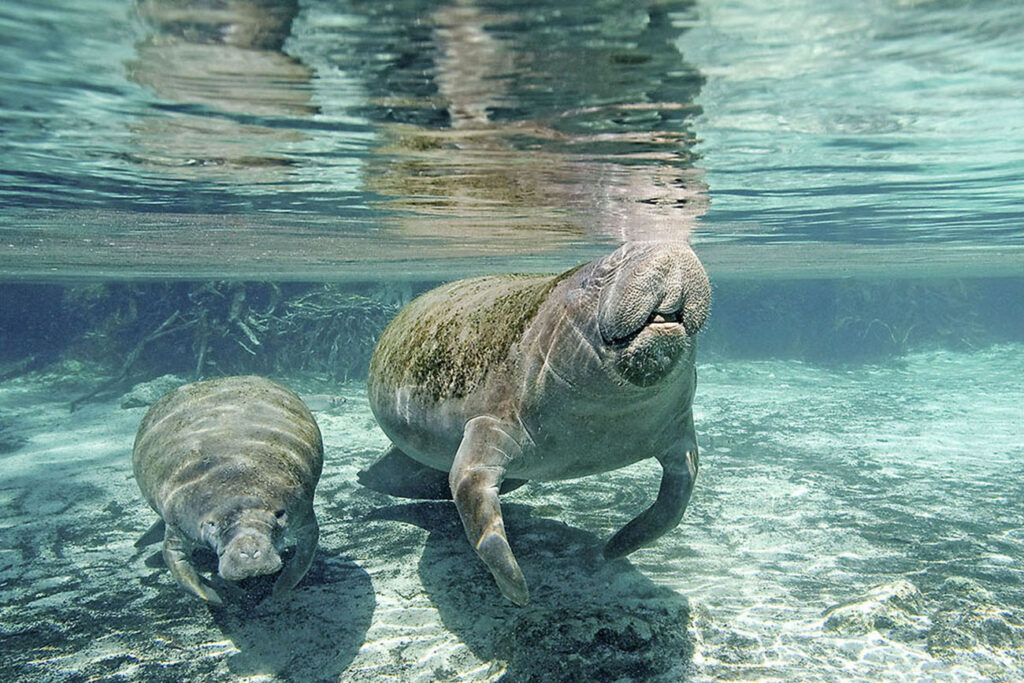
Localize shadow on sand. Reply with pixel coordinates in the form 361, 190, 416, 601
0, 461, 374, 681
369, 501, 695, 682
152, 549, 376, 680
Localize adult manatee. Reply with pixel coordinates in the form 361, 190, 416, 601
362, 242, 710, 605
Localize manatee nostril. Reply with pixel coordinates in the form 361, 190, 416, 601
235, 540, 264, 561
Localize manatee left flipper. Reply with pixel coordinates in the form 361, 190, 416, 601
271, 510, 319, 599
359, 445, 527, 499
162, 524, 223, 605
604, 411, 699, 559
450, 416, 529, 606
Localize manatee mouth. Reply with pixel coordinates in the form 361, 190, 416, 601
218, 533, 283, 581
610, 310, 685, 345
610, 310, 691, 386
647, 311, 684, 331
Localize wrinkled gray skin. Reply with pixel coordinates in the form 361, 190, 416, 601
365, 242, 710, 605
133, 375, 323, 604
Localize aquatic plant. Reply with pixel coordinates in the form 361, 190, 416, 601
63, 282, 275, 409
829, 278, 986, 359
0, 273, 1016, 408
58, 282, 402, 409
264, 286, 400, 382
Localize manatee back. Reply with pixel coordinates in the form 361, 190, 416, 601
369, 273, 559, 404
132, 375, 323, 517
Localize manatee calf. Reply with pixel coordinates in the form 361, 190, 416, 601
133, 375, 323, 604
363, 241, 710, 604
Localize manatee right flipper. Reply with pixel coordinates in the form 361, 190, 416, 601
162, 524, 223, 605
359, 445, 527, 499
604, 410, 699, 559
449, 416, 529, 606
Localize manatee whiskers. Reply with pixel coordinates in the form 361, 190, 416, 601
364, 241, 709, 605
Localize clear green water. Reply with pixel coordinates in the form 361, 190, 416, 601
1, 0, 1022, 680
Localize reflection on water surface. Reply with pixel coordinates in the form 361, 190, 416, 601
2, 0, 713, 279
1, 0, 1023, 279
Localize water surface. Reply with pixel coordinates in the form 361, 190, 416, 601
2, 0, 1021, 278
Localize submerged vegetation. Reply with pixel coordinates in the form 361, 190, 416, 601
39, 282, 407, 408
0, 276, 1020, 407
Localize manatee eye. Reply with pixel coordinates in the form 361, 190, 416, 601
274, 509, 287, 524
204, 519, 217, 530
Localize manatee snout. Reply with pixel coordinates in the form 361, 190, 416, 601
598, 242, 710, 345
596, 243, 709, 385
218, 530, 283, 581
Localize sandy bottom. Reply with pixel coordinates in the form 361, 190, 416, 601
1, 346, 1023, 681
